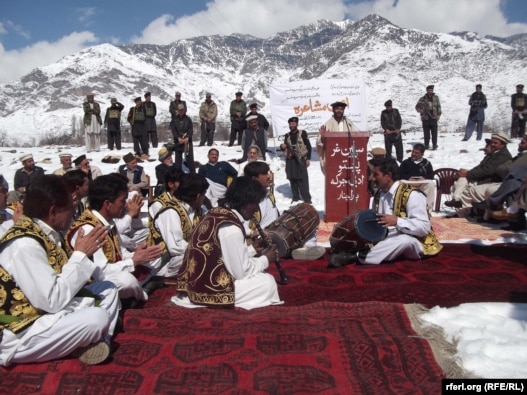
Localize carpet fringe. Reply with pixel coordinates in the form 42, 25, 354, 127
404, 303, 478, 379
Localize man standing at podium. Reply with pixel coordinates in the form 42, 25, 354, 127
316, 101, 359, 174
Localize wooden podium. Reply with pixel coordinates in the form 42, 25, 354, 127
323, 131, 370, 222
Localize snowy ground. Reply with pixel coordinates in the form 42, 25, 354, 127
0, 128, 526, 378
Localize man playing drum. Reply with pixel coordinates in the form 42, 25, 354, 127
329, 158, 442, 266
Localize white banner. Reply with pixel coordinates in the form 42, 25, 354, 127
269, 79, 366, 137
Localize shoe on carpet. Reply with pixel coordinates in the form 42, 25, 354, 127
73, 340, 110, 365
491, 209, 519, 222
444, 200, 462, 208
327, 251, 358, 268
291, 246, 326, 260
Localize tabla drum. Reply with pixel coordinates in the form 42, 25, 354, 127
330, 209, 387, 253
267, 203, 320, 258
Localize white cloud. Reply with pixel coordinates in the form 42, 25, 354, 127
131, 0, 348, 44
0, 31, 97, 84
76, 7, 97, 26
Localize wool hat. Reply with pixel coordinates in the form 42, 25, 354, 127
517, 84, 524, 89
59, 153, 72, 159
123, 153, 136, 164
19, 153, 33, 162
371, 147, 386, 157
73, 154, 86, 166
384, 100, 392, 107
246, 115, 258, 122
288, 116, 299, 123
134, 97, 142, 102
491, 133, 511, 144
86, 92, 95, 97
235, 91, 243, 96
426, 85, 434, 90
249, 103, 258, 109
144, 92, 151, 98
158, 147, 171, 161
331, 101, 347, 108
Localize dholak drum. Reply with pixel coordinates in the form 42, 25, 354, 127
267, 203, 320, 258
330, 209, 387, 253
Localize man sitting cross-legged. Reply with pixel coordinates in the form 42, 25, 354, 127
0, 175, 120, 366
148, 171, 209, 277
65, 174, 163, 303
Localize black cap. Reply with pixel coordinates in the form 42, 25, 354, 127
517, 84, 524, 89
144, 92, 151, 97
331, 101, 347, 108
384, 100, 392, 107
134, 97, 142, 102
235, 91, 243, 96
426, 85, 434, 90
288, 117, 299, 123
249, 103, 257, 109
73, 154, 86, 166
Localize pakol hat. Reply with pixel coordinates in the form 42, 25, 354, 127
246, 115, 258, 122
491, 133, 511, 144
206, 92, 212, 97
371, 147, 386, 157
384, 100, 392, 107
288, 117, 299, 123
19, 153, 33, 163
158, 147, 171, 161
331, 101, 347, 108
517, 84, 524, 89
59, 153, 72, 159
123, 153, 136, 164
73, 154, 86, 166
134, 97, 142, 102
86, 92, 95, 97
177, 103, 185, 110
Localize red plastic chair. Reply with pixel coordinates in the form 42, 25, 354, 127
433, 168, 459, 212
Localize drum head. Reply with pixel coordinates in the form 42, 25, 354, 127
355, 209, 387, 243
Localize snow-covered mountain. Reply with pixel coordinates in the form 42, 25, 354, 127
0, 14, 526, 145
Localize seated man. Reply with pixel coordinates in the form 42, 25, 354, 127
174, 176, 283, 310
114, 191, 149, 251
119, 152, 148, 195
198, 148, 238, 207
0, 175, 119, 366
9, 153, 45, 204
329, 158, 442, 266
445, 133, 512, 216
243, 161, 279, 230
154, 146, 178, 197
148, 172, 209, 277
238, 145, 264, 176
65, 174, 163, 302
491, 176, 527, 231
62, 169, 91, 221
52, 153, 73, 176
74, 154, 103, 181
399, 143, 436, 210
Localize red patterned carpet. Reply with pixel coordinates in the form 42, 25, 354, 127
2, 243, 527, 394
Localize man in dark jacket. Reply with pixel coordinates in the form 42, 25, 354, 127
511, 84, 527, 138
127, 97, 149, 160
415, 85, 442, 150
229, 92, 247, 146
171, 104, 195, 173
399, 143, 435, 210
104, 98, 124, 150
143, 92, 158, 148
239, 115, 267, 163
380, 100, 403, 162
463, 84, 487, 141
245, 103, 269, 131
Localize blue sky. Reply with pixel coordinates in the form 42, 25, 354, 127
1, 0, 526, 84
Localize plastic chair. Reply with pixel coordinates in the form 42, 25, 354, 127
433, 168, 459, 212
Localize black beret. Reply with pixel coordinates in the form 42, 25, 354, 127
288, 117, 299, 123
384, 100, 392, 107
73, 154, 86, 166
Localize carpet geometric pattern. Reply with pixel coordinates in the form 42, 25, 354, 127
2, 244, 527, 394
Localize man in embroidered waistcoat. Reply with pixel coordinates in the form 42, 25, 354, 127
174, 176, 283, 310
329, 158, 442, 267
280, 116, 312, 204
0, 175, 119, 366
66, 174, 163, 302
83, 93, 103, 152
244, 161, 279, 230
104, 98, 125, 150
148, 172, 208, 277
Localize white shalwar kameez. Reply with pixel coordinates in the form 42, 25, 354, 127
361, 181, 431, 264
149, 196, 197, 277
173, 209, 283, 310
0, 219, 120, 366
70, 210, 161, 301
85, 103, 101, 152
